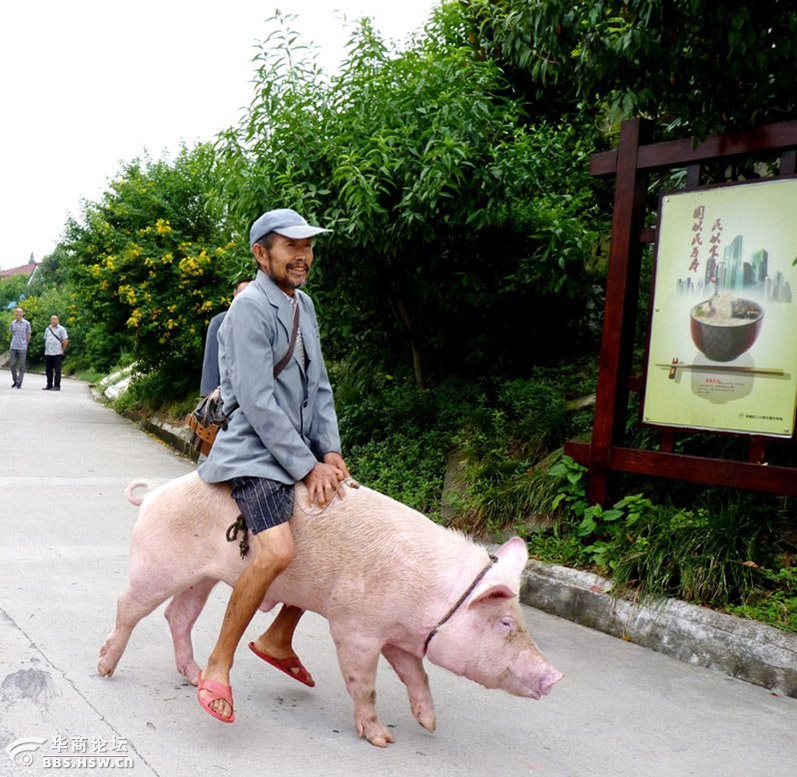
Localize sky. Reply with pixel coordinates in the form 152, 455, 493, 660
0, 0, 441, 271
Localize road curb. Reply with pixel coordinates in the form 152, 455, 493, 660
90, 385, 200, 460
521, 560, 797, 699
114, 404, 797, 701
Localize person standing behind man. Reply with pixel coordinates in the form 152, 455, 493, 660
196, 278, 252, 464
199, 278, 251, 397
196, 208, 349, 723
9, 307, 32, 388
43, 314, 68, 391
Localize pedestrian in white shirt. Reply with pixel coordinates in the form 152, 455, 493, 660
43, 314, 69, 391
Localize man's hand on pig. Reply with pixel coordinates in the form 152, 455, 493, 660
304, 453, 350, 506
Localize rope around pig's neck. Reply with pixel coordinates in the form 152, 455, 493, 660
422, 554, 499, 656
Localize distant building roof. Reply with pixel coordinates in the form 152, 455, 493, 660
0, 260, 38, 280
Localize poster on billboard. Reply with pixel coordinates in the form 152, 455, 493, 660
643, 177, 797, 437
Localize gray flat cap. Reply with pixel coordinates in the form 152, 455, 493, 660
249, 208, 332, 246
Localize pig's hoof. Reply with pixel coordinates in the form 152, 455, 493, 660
97, 657, 116, 677
410, 697, 436, 732
357, 719, 395, 748
365, 732, 395, 748
177, 660, 201, 686
185, 666, 200, 686
97, 644, 118, 677
416, 711, 436, 733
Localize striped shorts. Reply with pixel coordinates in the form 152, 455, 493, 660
229, 477, 295, 535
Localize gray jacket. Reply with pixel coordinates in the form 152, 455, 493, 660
198, 270, 341, 485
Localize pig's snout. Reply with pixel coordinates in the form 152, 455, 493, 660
516, 657, 564, 700
538, 665, 564, 696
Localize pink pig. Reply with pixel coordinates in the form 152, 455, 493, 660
98, 472, 562, 746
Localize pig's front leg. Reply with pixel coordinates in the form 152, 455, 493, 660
331, 627, 395, 747
382, 644, 436, 733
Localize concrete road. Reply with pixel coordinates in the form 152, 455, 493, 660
1, 370, 796, 777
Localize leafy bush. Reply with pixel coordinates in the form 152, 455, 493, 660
531, 456, 797, 630
451, 366, 596, 532
113, 369, 202, 414
334, 365, 596, 530
347, 432, 448, 519
337, 374, 475, 516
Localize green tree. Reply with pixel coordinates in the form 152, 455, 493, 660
59, 144, 250, 398
462, 0, 797, 139
0, 274, 29, 312
215, 11, 606, 388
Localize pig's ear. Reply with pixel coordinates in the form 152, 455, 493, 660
467, 538, 528, 608
492, 536, 528, 578
467, 582, 516, 610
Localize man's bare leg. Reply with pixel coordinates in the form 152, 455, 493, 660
199, 523, 293, 720
250, 604, 311, 683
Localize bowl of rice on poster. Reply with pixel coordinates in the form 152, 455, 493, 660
643, 177, 797, 437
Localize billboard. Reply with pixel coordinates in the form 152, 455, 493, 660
643, 177, 797, 437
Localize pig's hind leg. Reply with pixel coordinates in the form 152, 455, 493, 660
331, 627, 396, 747
164, 577, 217, 686
98, 582, 174, 678
382, 644, 436, 733
98, 563, 206, 678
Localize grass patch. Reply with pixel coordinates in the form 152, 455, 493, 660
527, 456, 797, 631
727, 565, 797, 633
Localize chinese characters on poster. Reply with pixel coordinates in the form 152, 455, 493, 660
643, 177, 797, 437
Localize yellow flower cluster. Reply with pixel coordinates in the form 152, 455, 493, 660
178, 256, 204, 276
178, 250, 211, 278
118, 285, 138, 306
155, 219, 173, 235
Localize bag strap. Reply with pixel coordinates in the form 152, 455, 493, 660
273, 300, 300, 378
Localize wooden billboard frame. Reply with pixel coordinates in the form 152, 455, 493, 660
564, 118, 797, 505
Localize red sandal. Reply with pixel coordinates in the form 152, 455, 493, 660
248, 642, 315, 687
197, 673, 235, 723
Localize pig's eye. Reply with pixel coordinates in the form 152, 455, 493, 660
499, 616, 515, 630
